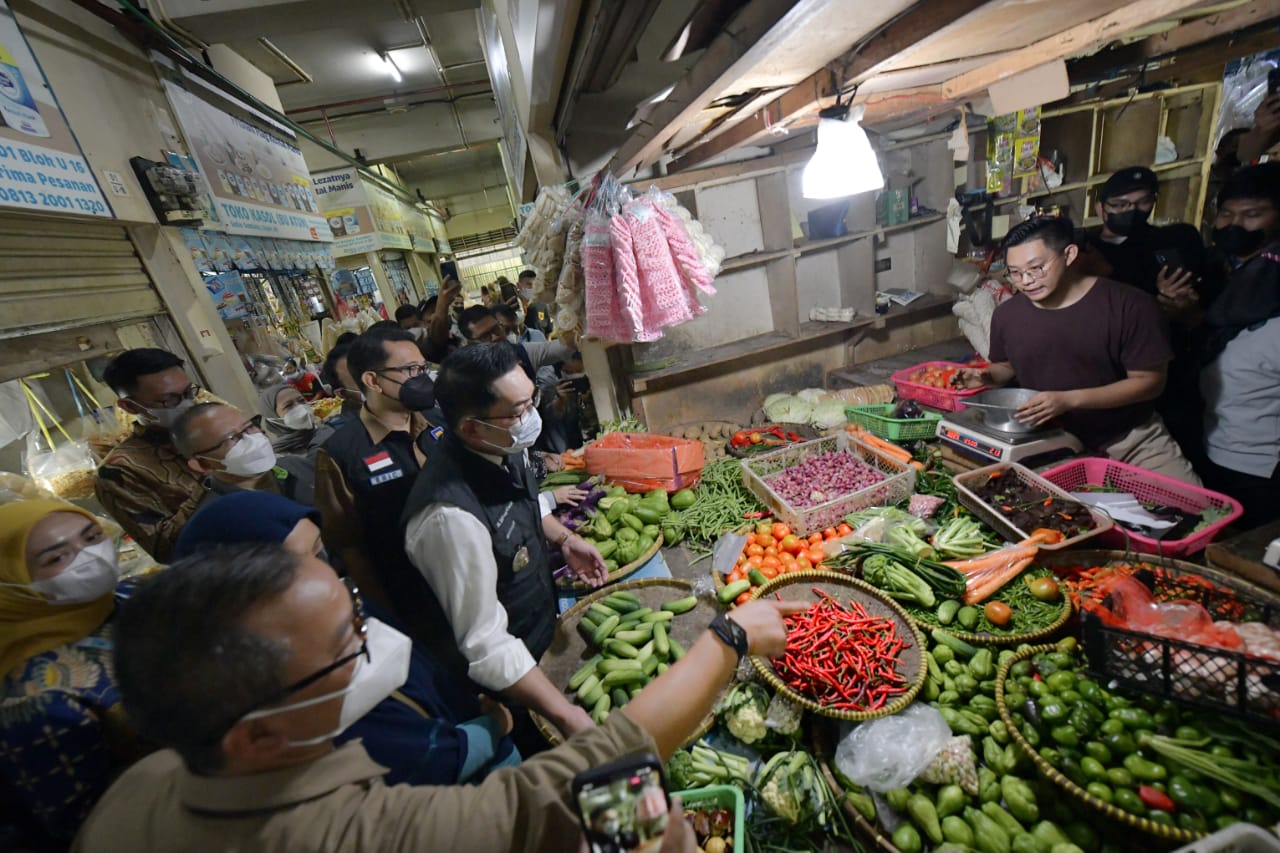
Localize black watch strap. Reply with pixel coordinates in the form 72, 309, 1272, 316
709, 613, 749, 661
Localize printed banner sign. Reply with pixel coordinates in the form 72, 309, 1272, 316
0, 1, 111, 217
163, 80, 330, 242
314, 167, 416, 256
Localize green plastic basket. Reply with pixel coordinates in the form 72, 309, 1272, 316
844, 403, 941, 441
672, 784, 745, 851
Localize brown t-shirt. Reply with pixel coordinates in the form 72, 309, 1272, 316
989, 278, 1172, 449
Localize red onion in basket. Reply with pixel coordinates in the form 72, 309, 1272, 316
763, 451, 886, 509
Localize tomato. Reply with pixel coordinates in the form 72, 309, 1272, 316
763, 547, 777, 559
822, 527, 838, 540
778, 534, 803, 554
807, 532, 823, 546
1028, 577, 1062, 602
761, 555, 782, 570
756, 534, 776, 549
796, 555, 812, 570
771, 522, 791, 540
728, 568, 745, 583
755, 522, 774, 538
760, 565, 779, 579
837, 523, 853, 537
807, 548, 826, 565
745, 533, 757, 546
747, 554, 764, 568
735, 591, 752, 606
746, 544, 764, 557
984, 601, 1013, 627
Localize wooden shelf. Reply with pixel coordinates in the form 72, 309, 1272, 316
795, 212, 947, 256
629, 293, 953, 394
718, 248, 793, 273
989, 158, 1206, 209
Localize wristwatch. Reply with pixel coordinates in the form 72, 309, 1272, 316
709, 613, 749, 661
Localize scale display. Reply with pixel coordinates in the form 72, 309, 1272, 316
939, 425, 1005, 460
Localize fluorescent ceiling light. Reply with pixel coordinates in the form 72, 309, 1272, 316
801, 104, 884, 200
381, 52, 402, 83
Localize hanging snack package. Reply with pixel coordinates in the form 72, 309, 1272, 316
20, 378, 98, 500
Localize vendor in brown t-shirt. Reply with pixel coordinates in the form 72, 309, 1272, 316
957, 216, 1200, 484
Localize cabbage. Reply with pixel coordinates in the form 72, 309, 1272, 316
762, 392, 791, 410
810, 398, 848, 430
763, 395, 812, 423
796, 388, 827, 404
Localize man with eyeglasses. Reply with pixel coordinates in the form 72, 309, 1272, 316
73, 541, 799, 852
402, 343, 608, 749
171, 402, 313, 504
958, 216, 1200, 483
316, 325, 445, 641
94, 348, 207, 562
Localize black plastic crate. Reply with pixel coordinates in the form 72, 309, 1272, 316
1079, 567, 1280, 729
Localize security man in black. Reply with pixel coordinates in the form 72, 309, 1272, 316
401, 343, 608, 746
314, 326, 445, 641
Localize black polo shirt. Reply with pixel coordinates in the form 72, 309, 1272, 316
1084, 222, 1207, 299
321, 407, 444, 571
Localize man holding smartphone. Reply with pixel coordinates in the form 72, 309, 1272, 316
73, 541, 802, 852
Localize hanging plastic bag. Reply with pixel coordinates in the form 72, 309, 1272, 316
835, 704, 952, 792
20, 377, 98, 500
64, 369, 128, 461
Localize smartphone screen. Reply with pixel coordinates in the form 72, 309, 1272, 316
575, 762, 669, 853
1154, 248, 1183, 272
439, 260, 458, 281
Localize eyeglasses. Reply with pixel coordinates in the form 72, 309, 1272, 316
482, 389, 541, 423
137, 383, 201, 410
1102, 195, 1155, 213
260, 578, 368, 705
1003, 254, 1063, 285
192, 415, 264, 458
377, 363, 429, 380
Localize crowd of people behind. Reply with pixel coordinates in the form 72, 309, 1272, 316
1, 127, 1278, 850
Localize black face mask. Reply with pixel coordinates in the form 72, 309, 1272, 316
1213, 225, 1267, 259
396, 374, 436, 411
1104, 208, 1150, 236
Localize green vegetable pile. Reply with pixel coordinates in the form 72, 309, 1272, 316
576, 486, 672, 571
665, 742, 751, 790
568, 590, 695, 722
1005, 645, 1280, 837
661, 458, 764, 545
903, 568, 1069, 637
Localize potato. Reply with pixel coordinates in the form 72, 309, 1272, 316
685, 426, 703, 440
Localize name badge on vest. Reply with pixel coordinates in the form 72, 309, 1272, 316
512, 545, 530, 573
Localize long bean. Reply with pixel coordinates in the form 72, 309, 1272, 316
666, 458, 764, 544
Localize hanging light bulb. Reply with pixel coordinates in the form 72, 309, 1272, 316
801, 103, 884, 199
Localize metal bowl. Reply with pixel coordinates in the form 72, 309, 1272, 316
964, 388, 1041, 434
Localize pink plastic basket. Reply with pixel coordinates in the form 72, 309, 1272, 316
1039, 457, 1242, 557
890, 361, 985, 412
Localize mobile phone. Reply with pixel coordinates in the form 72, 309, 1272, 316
439, 260, 458, 281
1269, 66, 1280, 97
573, 753, 670, 853
562, 374, 591, 393
1153, 247, 1184, 272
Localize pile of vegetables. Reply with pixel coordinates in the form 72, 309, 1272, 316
683, 805, 735, 853
559, 485, 676, 575
666, 742, 752, 790
825, 541, 968, 604
904, 362, 976, 390
568, 590, 695, 722
971, 471, 1096, 540
901, 567, 1066, 636
756, 750, 840, 828
720, 521, 841, 606
773, 589, 912, 713
671, 421, 742, 463
662, 458, 765, 546
728, 425, 806, 454
761, 450, 886, 509
762, 389, 858, 432
1005, 645, 1280, 835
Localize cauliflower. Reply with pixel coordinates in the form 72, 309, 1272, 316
754, 750, 836, 828
760, 777, 803, 824
718, 682, 770, 745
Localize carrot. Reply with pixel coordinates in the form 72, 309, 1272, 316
964, 556, 1036, 604
943, 543, 1038, 575
844, 426, 913, 464
1026, 528, 1064, 546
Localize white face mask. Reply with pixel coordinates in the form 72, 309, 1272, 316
519, 287, 533, 301
137, 398, 195, 430
241, 618, 411, 747
282, 405, 315, 431
214, 431, 277, 477
409, 326, 428, 341
27, 540, 120, 605
477, 406, 543, 455
505, 332, 519, 344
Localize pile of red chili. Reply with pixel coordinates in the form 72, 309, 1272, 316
773, 588, 910, 712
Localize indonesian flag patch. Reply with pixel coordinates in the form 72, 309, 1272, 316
364, 451, 393, 472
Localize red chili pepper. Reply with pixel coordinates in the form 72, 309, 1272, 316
1138, 785, 1175, 813
743, 511, 766, 519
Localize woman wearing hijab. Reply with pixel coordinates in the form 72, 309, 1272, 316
1200, 163, 1280, 529
175, 491, 520, 787
258, 384, 336, 507
0, 499, 148, 847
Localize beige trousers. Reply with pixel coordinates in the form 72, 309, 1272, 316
1101, 413, 1202, 485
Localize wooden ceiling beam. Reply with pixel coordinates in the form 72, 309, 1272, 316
941, 0, 1220, 100
668, 0, 989, 172
1069, 0, 1280, 83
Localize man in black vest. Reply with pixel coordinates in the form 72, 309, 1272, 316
401, 343, 607, 743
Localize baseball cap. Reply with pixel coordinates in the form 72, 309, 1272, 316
1099, 167, 1158, 202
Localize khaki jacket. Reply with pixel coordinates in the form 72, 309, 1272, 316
73, 714, 654, 852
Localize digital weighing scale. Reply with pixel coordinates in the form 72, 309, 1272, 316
936, 408, 1082, 467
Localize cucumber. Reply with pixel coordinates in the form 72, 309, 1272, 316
653, 623, 670, 659
579, 615, 599, 634
657, 662, 669, 675
614, 629, 652, 646
748, 569, 768, 587
590, 693, 611, 723
641, 610, 674, 623
618, 607, 653, 626
588, 603, 619, 622
591, 615, 620, 647
609, 590, 641, 605
604, 594, 640, 613
604, 638, 640, 659
936, 599, 962, 626
568, 655, 602, 690
661, 595, 698, 614
931, 628, 979, 659
602, 669, 647, 688
611, 688, 630, 708
642, 654, 660, 676
575, 673, 601, 702
717, 580, 751, 604
598, 659, 643, 673
668, 638, 686, 661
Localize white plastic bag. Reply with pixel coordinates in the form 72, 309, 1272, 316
834, 704, 952, 792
